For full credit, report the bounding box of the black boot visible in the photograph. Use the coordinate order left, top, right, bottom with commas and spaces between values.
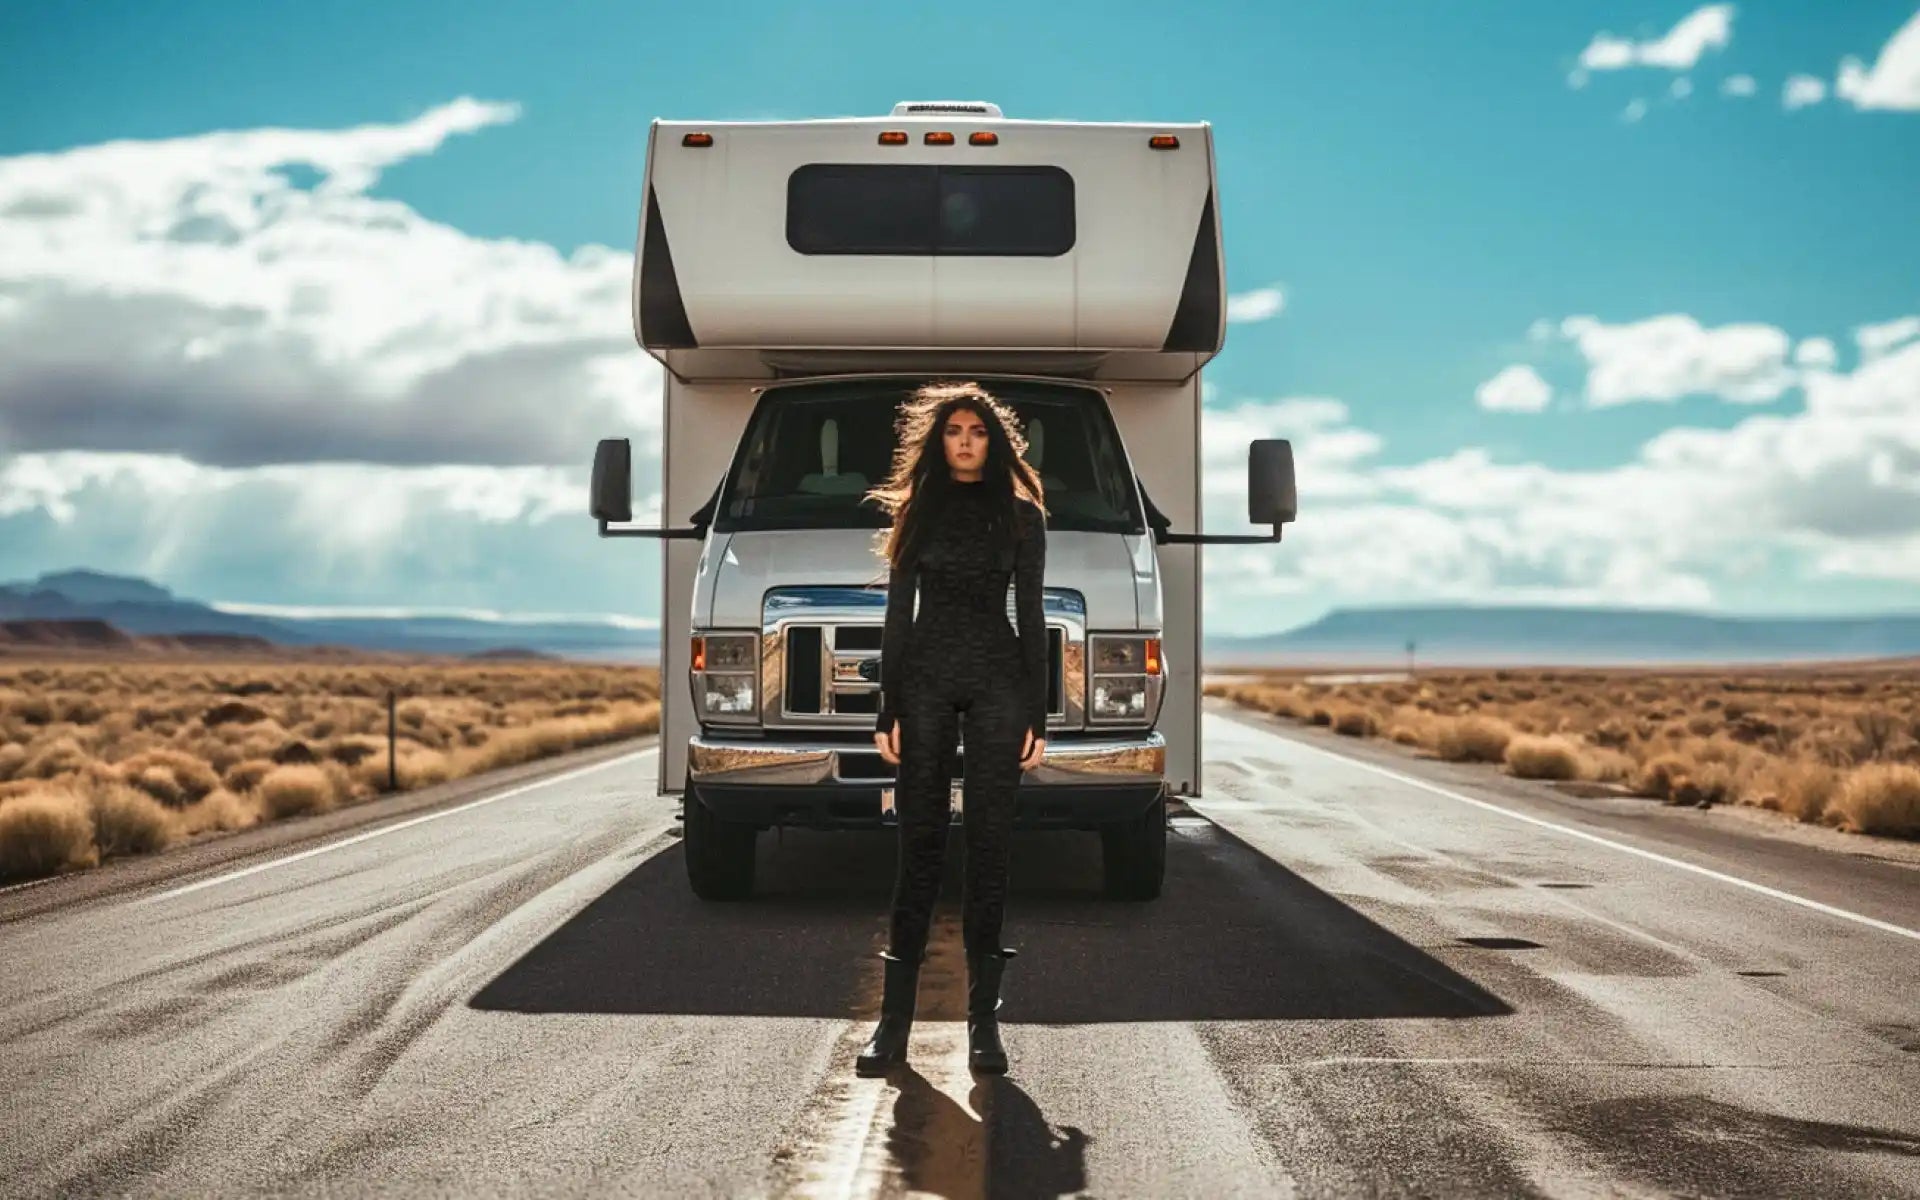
854, 949, 922, 1076
966, 946, 1017, 1074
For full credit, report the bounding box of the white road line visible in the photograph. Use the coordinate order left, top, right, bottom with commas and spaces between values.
134, 747, 657, 906
1219, 712, 1920, 944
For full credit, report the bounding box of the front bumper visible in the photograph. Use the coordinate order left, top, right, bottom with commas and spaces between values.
685, 729, 1166, 829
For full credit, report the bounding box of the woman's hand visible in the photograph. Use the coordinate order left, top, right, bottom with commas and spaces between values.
1019, 727, 1046, 771
874, 723, 900, 765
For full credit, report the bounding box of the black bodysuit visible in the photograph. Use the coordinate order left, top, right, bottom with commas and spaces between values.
873, 480, 1048, 962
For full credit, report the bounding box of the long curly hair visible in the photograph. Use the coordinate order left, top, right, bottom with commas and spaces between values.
866, 380, 1047, 574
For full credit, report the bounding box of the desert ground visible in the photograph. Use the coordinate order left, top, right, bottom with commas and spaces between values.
1208, 660, 1920, 839
0, 655, 662, 884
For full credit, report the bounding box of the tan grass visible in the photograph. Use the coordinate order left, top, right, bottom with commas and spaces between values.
1210, 661, 1920, 840
1434, 715, 1515, 763
256, 764, 337, 819
1828, 763, 1920, 836
1503, 735, 1584, 780
0, 791, 99, 880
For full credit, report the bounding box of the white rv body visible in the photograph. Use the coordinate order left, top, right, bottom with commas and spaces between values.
617, 101, 1245, 899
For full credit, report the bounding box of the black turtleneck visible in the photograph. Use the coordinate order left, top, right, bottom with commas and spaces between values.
874, 482, 1049, 742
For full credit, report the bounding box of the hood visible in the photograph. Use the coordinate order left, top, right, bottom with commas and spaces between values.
701, 527, 1154, 629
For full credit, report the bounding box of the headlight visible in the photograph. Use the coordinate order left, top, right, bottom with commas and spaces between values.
1091, 676, 1148, 719
1087, 633, 1163, 724
692, 632, 757, 722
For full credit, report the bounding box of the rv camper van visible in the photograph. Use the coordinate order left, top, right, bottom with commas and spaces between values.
589, 101, 1297, 901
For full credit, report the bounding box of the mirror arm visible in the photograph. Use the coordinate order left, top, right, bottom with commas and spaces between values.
1155, 528, 1285, 545
597, 520, 707, 540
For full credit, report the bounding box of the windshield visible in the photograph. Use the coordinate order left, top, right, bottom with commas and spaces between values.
713, 378, 1145, 535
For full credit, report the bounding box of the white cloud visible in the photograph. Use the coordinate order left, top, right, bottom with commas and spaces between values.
1579, 5, 1734, 73
1226, 286, 1286, 324
1671, 77, 1694, 99
1721, 74, 1757, 97
1783, 74, 1828, 109
1557, 314, 1795, 406
1623, 98, 1651, 123
1856, 315, 1920, 358
1793, 337, 1838, 370
1198, 332, 1920, 624
0, 101, 677, 615
1475, 365, 1553, 413
0, 97, 661, 469
1836, 8, 1920, 111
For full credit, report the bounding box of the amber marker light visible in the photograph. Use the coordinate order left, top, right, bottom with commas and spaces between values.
924, 131, 955, 145
969, 131, 998, 145
681, 132, 714, 148
1148, 134, 1180, 149
878, 130, 909, 145
1145, 638, 1162, 675
691, 636, 706, 671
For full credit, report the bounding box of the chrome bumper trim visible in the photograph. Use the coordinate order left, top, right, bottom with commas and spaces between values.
687, 730, 1165, 789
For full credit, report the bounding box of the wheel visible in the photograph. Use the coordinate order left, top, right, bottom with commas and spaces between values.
683, 790, 758, 900
1100, 786, 1167, 900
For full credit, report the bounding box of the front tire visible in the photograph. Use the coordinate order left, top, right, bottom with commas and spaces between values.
1100, 786, 1167, 900
684, 790, 758, 900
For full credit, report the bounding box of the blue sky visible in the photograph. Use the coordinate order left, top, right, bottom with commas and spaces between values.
2, 1, 1917, 634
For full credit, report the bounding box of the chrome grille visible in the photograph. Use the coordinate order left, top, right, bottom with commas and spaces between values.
762, 585, 1083, 728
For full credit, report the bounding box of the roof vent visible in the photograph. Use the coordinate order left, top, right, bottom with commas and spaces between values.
890, 100, 1004, 118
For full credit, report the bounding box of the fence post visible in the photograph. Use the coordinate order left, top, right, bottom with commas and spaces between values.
387, 689, 398, 791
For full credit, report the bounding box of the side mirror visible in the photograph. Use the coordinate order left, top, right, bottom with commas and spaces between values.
590, 438, 633, 523
1248, 439, 1297, 526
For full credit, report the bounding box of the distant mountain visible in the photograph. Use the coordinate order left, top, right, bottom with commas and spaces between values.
0, 570, 656, 660
1209, 605, 1920, 666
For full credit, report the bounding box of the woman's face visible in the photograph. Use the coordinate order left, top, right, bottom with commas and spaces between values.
942, 406, 990, 477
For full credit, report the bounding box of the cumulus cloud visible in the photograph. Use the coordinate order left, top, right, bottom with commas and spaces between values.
1198, 330, 1920, 620
1721, 74, 1757, 97
1836, 7, 1920, 111
1579, 5, 1734, 73
1856, 315, 1920, 358
1783, 74, 1829, 110
0, 100, 672, 613
1474, 365, 1553, 413
0, 97, 661, 470
1623, 98, 1651, 123
1671, 77, 1695, 100
1555, 314, 1795, 406
1793, 338, 1838, 370
1225, 286, 1286, 324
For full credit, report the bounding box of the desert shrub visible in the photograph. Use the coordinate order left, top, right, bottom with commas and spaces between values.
177, 788, 263, 836
78, 777, 177, 858
1829, 764, 1920, 836
1332, 707, 1379, 738
0, 791, 98, 880
222, 758, 277, 793
1633, 754, 1692, 802
1504, 736, 1583, 780
1434, 716, 1513, 763
20, 736, 92, 780
1766, 761, 1839, 823
115, 749, 220, 808
256, 765, 337, 819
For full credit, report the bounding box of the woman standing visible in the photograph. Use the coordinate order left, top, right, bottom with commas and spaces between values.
855, 381, 1049, 1076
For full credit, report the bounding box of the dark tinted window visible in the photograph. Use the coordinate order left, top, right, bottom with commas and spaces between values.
715, 379, 1143, 535
787, 165, 1075, 256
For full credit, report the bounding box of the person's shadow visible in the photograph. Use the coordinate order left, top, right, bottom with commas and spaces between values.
870, 1067, 1089, 1199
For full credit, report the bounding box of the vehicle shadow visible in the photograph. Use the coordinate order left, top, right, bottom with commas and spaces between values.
469, 817, 1510, 1021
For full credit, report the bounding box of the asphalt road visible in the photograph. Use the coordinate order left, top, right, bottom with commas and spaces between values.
2, 702, 1917, 1198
